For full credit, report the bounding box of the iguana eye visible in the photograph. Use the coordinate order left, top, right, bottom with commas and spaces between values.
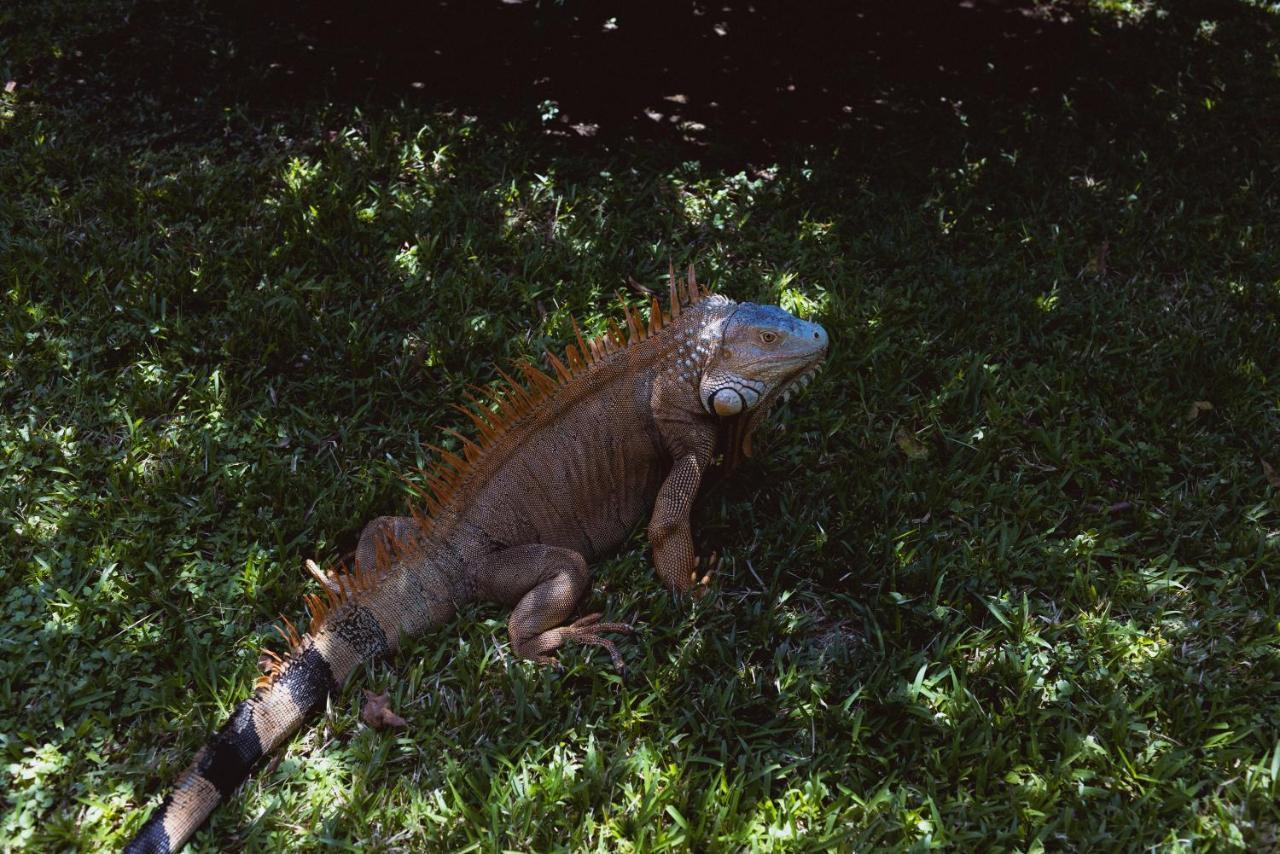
760, 331, 778, 344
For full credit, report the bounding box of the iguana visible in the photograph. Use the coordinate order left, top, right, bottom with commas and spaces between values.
125, 269, 829, 852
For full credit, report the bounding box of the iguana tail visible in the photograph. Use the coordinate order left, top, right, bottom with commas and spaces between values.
126, 535, 456, 853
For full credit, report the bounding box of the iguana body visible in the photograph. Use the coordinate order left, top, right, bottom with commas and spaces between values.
125, 271, 828, 852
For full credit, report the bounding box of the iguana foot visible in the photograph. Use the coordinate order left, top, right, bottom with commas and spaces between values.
517, 614, 633, 672
689, 552, 719, 600
561, 613, 634, 672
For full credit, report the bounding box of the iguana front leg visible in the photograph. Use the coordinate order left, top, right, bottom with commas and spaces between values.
647, 453, 710, 593
476, 544, 632, 669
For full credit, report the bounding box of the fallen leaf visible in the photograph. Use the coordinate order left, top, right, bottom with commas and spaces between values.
895, 426, 929, 460
1084, 240, 1110, 276
1263, 460, 1280, 489
361, 690, 407, 730
1186, 400, 1213, 421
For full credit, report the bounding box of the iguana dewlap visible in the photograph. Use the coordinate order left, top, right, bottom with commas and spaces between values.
125, 270, 828, 852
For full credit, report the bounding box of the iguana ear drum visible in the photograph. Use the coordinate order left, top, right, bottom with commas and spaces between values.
708, 387, 746, 416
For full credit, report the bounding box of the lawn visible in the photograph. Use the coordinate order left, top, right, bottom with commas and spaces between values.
3, 0, 1279, 850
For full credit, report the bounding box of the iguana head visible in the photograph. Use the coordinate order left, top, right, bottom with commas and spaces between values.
697, 301, 829, 418
670, 295, 829, 463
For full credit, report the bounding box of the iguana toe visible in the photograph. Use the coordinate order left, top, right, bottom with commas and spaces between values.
689, 552, 719, 600
564, 614, 633, 671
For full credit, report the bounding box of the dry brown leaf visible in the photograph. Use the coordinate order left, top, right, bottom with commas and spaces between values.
1263, 460, 1280, 489
1185, 400, 1213, 421
361, 690, 407, 730
1085, 240, 1110, 276
895, 426, 929, 460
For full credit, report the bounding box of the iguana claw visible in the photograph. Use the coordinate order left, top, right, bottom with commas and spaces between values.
689, 551, 719, 600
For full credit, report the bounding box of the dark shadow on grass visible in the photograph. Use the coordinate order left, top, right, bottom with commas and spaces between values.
21, 0, 1277, 166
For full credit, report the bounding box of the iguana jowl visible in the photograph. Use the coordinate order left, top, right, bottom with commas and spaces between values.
125, 270, 829, 852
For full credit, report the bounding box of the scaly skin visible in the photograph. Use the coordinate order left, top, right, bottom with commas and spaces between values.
124, 270, 829, 852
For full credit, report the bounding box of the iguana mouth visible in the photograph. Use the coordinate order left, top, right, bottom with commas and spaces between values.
777, 359, 823, 405
720, 358, 825, 467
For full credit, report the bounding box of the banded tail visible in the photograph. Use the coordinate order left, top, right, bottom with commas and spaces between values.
125, 639, 338, 853
126, 520, 456, 853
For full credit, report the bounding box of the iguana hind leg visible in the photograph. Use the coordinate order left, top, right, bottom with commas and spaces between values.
476, 544, 632, 670
302, 516, 427, 594
356, 515, 427, 571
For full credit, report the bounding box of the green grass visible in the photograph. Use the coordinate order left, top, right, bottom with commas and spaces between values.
3, 1, 1280, 850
